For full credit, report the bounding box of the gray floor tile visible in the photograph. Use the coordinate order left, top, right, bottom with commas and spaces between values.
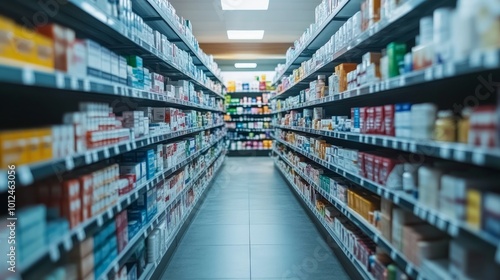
162, 245, 250, 279
179, 224, 250, 246
193, 209, 249, 225
251, 244, 349, 279
161, 158, 351, 280
249, 209, 313, 225
250, 224, 321, 245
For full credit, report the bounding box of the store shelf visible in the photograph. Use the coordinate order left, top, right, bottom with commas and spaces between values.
131, 0, 223, 84
0, 65, 224, 112
272, 48, 500, 102
271, 0, 478, 100
4, 0, 223, 98
273, 159, 375, 280
226, 128, 273, 132
226, 113, 273, 116
19, 137, 225, 274
272, 136, 500, 258
275, 150, 422, 279
0, 123, 224, 191
227, 138, 273, 141
98, 151, 225, 280
272, 0, 363, 85
227, 91, 271, 94
225, 120, 271, 122
226, 103, 270, 107
273, 125, 500, 169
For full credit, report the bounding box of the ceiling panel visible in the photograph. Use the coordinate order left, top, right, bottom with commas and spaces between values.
168, 0, 322, 74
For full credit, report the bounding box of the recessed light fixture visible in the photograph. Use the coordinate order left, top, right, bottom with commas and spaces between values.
221, 0, 269, 10
227, 30, 264, 40
235, 63, 257, 68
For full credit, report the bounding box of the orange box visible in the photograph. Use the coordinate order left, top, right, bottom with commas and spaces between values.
37, 23, 75, 72
335, 63, 357, 92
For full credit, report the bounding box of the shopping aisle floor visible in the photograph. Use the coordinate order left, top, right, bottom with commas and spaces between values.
160, 157, 351, 280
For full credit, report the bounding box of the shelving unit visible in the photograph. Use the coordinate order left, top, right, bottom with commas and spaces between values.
270, 0, 500, 279
225, 91, 273, 155
1, 1, 227, 280
273, 156, 376, 280
272, 0, 364, 85
274, 147, 422, 279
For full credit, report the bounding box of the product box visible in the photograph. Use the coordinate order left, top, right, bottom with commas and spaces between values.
84, 39, 101, 78
387, 42, 406, 77
351, 108, 360, 133
110, 51, 119, 83
69, 39, 87, 77
127, 55, 143, 68
100, 47, 112, 81
119, 56, 128, 85
36, 23, 74, 71
120, 163, 142, 180
391, 208, 422, 252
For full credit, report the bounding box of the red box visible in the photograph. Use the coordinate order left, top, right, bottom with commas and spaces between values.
380, 157, 398, 185
358, 152, 366, 178
374, 106, 385, 135
364, 153, 375, 181
61, 179, 81, 228
384, 105, 395, 136
119, 174, 136, 195
360, 107, 367, 134
366, 107, 375, 134
373, 156, 382, 183
115, 210, 129, 253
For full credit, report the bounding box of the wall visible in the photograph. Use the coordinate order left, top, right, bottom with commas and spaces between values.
222, 71, 276, 84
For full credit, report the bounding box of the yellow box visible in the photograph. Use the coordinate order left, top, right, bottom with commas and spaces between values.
0, 130, 25, 166
466, 189, 482, 229
0, 16, 17, 64
38, 128, 53, 161
13, 25, 37, 66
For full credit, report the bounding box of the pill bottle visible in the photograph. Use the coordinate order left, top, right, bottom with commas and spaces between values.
458, 107, 472, 143
434, 110, 456, 142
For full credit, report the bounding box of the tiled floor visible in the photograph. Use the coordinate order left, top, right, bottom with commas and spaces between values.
160, 157, 351, 280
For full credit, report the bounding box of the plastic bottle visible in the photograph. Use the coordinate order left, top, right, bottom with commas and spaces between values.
458, 108, 472, 143
316, 75, 326, 99
434, 110, 457, 142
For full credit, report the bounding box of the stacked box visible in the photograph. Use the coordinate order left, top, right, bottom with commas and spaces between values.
115, 210, 129, 253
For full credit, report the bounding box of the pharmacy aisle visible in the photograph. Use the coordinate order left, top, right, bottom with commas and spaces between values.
157, 157, 356, 280
0, 1, 226, 280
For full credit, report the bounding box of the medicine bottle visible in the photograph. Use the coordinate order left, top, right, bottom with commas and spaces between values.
458, 108, 472, 143
434, 110, 456, 142
316, 75, 326, 99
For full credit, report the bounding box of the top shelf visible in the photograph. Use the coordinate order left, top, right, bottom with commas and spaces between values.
271, 0, 458, 100
3, 0, 223, 97
132, 0, 224, 84
272, 0, 363, 86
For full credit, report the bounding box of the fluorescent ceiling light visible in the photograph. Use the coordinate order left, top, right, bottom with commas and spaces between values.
227, 30, 264, 40
235, 63, 257, 68
221, 0, 269, 10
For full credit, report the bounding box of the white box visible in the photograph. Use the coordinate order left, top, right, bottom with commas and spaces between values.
118, 56, 127, 85
111, 52, 119, 83
100, 47, 111, 80
85, 39, 101, 78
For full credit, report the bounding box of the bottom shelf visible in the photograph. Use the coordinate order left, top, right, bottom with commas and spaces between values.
273, 158, 375, 280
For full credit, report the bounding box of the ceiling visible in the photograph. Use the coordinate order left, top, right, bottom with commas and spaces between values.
169, 0, 323, 71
